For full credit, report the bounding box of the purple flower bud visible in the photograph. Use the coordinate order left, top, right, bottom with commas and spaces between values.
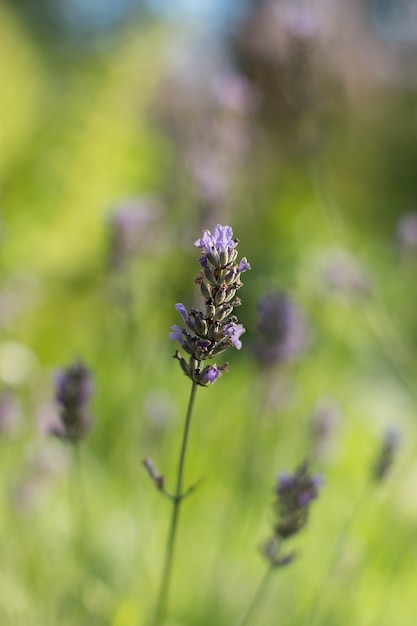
238, 257, 251, 273
175, 303, 189, 323
202, 365, 221, 384
253, 291, 308, 367
143, 457, 164, 490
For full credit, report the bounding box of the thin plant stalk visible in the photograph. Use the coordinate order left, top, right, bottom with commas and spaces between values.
303, 483, 371, 626
153, 376, 199, 625
239, 564, 274, 626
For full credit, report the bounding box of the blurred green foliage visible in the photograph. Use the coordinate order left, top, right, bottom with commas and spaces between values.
1, 2, 417, 625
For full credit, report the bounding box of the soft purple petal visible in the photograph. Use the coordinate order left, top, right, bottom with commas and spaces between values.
213, 224, 236, 251
169, 325, 185, 345
175, 303, 189, 322
238, 257, 251, 273
194, 230, 215, 253
224, 322, 245, 349
194, 224, 236, 254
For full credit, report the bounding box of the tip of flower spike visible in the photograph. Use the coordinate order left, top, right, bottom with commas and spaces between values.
194, 224, 237, 254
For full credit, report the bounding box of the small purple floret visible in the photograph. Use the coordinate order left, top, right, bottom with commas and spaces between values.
277, 471, 295, 490
203, 365, 221, 384
224, 322, 245, 349
239, 257, 251, 273
298, 490, 317, 507
175, 303, 189, 322
169, 325, 185, 346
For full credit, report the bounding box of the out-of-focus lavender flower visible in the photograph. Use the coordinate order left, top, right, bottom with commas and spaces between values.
0, 391, 21, 436
396, 211, 417, 257
319, 249, 370, 298
309, 398, 341, 461
211, 72, 261, 115
12, 443, 68, 514
274, 464, 322, 538
50, 361, 93, 443
232, 0, 319, 135
262, 462, 322, 568
372, 427, 401, 482
164, 65, 258, 218
253, 291, 308, 367
144, 389, 175, 430
170, 224, 250, 386
107, 197, 162, 270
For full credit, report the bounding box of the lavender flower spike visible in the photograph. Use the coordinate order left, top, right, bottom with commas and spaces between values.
171, 224, 250, 385
51, 360, 93, 443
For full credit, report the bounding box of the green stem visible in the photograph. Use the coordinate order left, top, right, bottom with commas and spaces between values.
153, 377, 199, 625
239, 564, 274, 626
303, 483, 371, 626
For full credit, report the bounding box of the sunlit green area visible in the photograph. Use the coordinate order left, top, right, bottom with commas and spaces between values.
1, 2, 417, 625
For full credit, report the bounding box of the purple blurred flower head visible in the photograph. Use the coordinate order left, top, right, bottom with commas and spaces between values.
277, 471, 296, 490
319, 249, 370, 298
274, 463, 322, 539
107, 197, 162, 270
0, 392, 21, 437
397, 211, 417, 256
51, 361, 93, 443
263, 462, 322, 568
253, 291, 308, 367
55, 364, 92, 410
373, 426, 401, 482
211, 72, 261, 115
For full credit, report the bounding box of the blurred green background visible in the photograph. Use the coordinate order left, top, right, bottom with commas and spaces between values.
1, 1, 417, 625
